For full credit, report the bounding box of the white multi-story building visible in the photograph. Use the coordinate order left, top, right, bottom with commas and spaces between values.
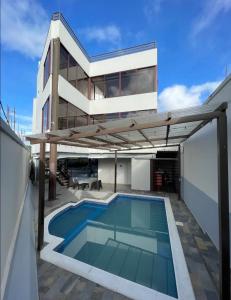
32, 13, 157, 148
32, 12, 159, 189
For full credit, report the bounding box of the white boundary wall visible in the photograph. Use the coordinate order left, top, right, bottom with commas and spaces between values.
181, 75, 231, 259
0, 121, 38, 299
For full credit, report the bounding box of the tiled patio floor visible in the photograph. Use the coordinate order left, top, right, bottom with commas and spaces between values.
35, 182, 219, 300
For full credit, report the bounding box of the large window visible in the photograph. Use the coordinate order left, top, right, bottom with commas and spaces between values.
59, 44, 156, 100
44, 47, 51, 89
121, 67, 154, 96
60, 45, 68, 80
59, 44, 89, 98
42, 98, 50, 132
58, 97, 92, 130
91, 67, 155, 99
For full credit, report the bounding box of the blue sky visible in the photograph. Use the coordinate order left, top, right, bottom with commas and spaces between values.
1, 0, 231, 134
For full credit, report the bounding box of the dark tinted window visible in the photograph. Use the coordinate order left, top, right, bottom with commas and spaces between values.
44, 47, 51, 88
58, 97, 90, 129
59, 44, 155, 99
60, 44, 68, 80
42, 98, 49, 132
105, 73, 119, 98
121, 67, 154, 96
59, 44, 89, 98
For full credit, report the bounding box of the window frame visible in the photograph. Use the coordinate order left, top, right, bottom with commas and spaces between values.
43, 46, 51, 89
42, 97, 50, 132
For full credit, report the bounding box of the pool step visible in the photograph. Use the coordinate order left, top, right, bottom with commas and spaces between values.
96, 239, 177, 297
75, 238, 177, 298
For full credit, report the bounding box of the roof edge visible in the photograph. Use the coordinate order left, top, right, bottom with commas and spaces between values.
52, 12, 156, 62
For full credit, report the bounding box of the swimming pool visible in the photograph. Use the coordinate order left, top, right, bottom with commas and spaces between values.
42, 193, 195, 300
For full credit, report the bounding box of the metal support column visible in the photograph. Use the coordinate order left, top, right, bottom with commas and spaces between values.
48, 143, 57, 201
37, 143, 45, 251
114, 150, 117, 193
217, 111, 230, 300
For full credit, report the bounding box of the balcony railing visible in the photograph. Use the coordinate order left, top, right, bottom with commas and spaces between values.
52, 12, 156, 62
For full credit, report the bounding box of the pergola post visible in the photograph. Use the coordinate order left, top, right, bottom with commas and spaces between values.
48, 143, 57, 201
37, 143, 45, 251
217, 110, 230, 300
114, 150, 117, 193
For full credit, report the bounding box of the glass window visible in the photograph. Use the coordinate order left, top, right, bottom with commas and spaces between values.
121, 67, 154, 96
44, 47, 51, 89
59, 43, 155, 99
59, 44, 90, 98
60, 44, 68, 80
92, 76, 105, 100
58, 117, 68, 130
76, 67, 88, 98
58, 97, 90, 129
42, 98, 49, 132
105, 73, 119, 98
68, 54, 77, 85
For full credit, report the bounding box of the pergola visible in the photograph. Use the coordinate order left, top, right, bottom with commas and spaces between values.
27, 102, 229, 299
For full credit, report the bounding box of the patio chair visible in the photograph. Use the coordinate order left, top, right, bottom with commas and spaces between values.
69, 178, 79, 189
90, 180, 102, 191
78, 182, 89, 190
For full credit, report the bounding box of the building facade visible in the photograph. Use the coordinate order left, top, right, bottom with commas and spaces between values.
32, 13, 158, 156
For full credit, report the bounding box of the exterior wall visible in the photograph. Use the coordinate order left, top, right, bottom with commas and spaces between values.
0, 120, 38, 299
58, 75, 90, 114
98, 158, 131, 185
4, 184, 38, 300
89, 48, 157, 76
181, 75, 231, 257
90, 92, 157, 115
131, 158, 150, 191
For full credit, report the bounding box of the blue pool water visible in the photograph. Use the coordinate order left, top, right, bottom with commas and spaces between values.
49, 195, 178, 298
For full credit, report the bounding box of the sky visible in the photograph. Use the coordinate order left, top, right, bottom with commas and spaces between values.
1, 0, 231, 134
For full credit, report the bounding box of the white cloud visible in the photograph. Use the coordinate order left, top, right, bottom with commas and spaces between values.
79, 25, 121, 46
1, 0, 49, 58
158, 81, 221, 112
10, 112, 32, 122
8, 112, 32, 134
144, 0, 164, 21
192, 0, 231, 37
16, 123, 32, 135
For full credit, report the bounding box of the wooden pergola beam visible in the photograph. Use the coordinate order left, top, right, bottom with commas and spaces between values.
53, 140, 114, 151
138, 129, 155, 146
97, 124, 141, 147
166, 125, 170, 146
115, 143, 180, 152
29, 110, 221, 144
84, 135, 128, 149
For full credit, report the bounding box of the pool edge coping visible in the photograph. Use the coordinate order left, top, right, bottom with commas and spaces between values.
40, 193, 195, 300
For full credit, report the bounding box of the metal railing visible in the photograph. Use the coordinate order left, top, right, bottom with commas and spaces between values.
52, 12, 156, 62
